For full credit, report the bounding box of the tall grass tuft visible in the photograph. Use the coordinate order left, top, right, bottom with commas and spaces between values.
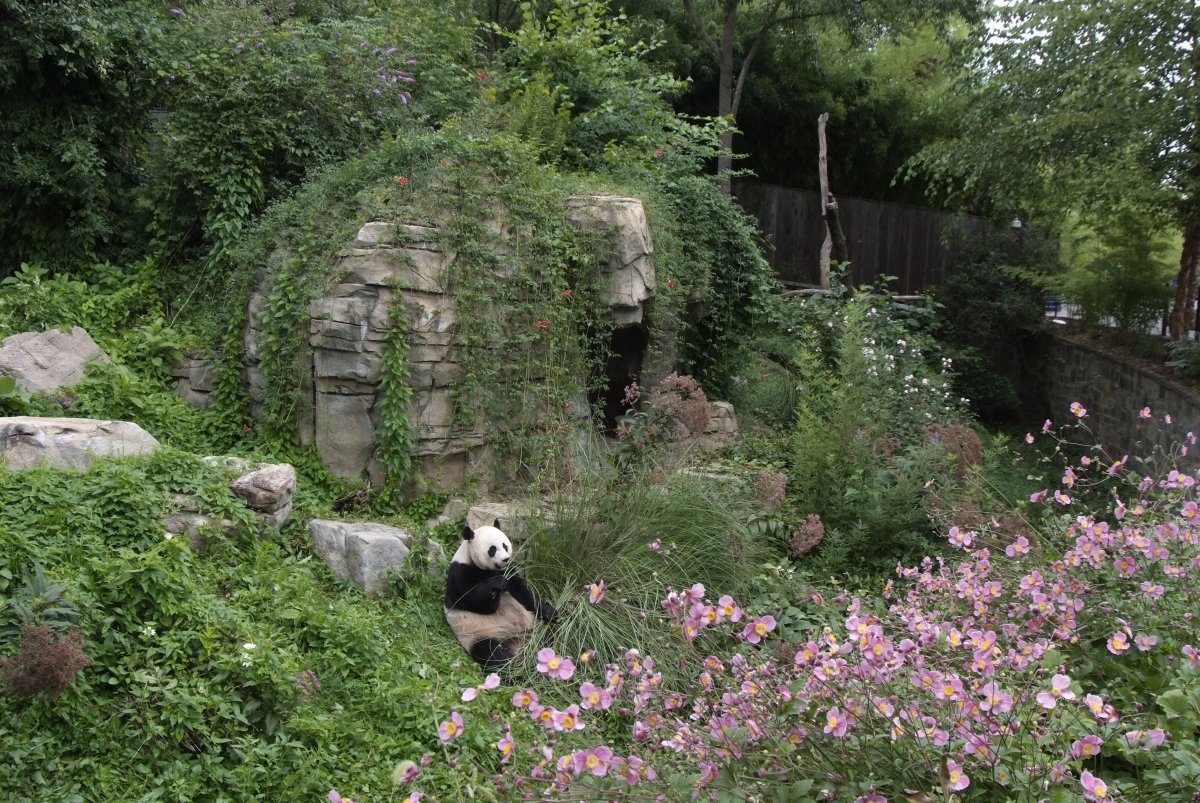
513, 466, 767, 681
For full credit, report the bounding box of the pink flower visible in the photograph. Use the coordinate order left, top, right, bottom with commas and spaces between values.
1107, 631, 1130, 655
855, 793, 886, 803
823, 706, 849, 737
437, 709, 464, 741
1054, 489, 1072, 505
717, 594, 743, 622
1080, 769, 1109, 800
948, 526, 973, 548
460, 687, 477, 701
1030, 489, 1048, 503
573, 745, 613, 776
1042, 418, 1053, 433
1072, 734, 1103, 759
1036, 673, 1075, 709
552, 704, 585, 732
587, 580, 605, 604
579, 681, 613, 710
511, 688, 537, 708
536, 647, 575, 680
1070, 401, 1087, 418
497, 733, 515, 764
1025, 432, 1035, 444
742, 614, 776, 644
1135, 634, 1157, 652
1183, 644, 1200, 667
979, 682, 1013, 714
649, 538, 662, 551
1140, 406, 1152, 419
945, 760, 970, 791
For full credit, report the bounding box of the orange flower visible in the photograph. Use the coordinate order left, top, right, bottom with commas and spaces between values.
535, 318, 551, 331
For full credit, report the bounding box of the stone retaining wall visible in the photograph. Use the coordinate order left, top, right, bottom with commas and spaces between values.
1045, 333, 1200, 468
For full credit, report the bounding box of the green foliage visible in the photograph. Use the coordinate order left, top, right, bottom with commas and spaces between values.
933, 227, 1052, 423
0, 564, 82, 641
0, 261, 162, 342
907, 0, 1198, 228
143, 3, 421, 274
490, 0, 693, 171
0, 1, 162, 270
1057, 213, 1176, 342
730, 289, 972, 571
375, 307, 416, 497
0, 451, 497, 801
650, 175, 779, 395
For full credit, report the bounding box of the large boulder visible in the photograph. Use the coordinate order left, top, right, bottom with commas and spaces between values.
310, 519, 445, 596
230, 463, 297, 531
0, 416, 159, 471
565, 196, 656, 325
0, 327, 110, 394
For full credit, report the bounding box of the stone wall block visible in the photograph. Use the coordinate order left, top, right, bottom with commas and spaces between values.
315, 392, 377, 479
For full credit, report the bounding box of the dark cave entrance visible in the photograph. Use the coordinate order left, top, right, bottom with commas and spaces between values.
591, 324, 649, 434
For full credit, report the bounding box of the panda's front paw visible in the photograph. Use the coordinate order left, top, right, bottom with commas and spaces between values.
538, 602, 560, 623
484, 575, 509, 595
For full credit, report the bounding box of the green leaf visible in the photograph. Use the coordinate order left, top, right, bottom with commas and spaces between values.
1158, 689, 1189, 718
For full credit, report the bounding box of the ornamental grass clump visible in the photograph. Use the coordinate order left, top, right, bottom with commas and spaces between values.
412, 403, 1200, 802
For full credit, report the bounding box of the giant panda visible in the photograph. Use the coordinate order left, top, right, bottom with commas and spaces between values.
444, 521, 557, 672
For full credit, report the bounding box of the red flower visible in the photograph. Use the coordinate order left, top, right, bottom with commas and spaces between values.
535, 318, 551, 331
478, 70, 488, 81
395, 176, 409, 186
562, 289, 572, 298
654, 147, 664, 158
666, 278, 674, 288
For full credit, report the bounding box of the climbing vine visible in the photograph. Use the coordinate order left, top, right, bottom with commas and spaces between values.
375, 305, 416, 496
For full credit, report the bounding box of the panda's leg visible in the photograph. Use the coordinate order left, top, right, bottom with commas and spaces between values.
469, 638, 516, 673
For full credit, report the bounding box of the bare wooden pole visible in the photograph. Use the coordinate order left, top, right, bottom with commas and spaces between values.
818, 112, 831, 290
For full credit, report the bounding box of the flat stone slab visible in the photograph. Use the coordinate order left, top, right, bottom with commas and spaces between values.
0, 416, 159, 471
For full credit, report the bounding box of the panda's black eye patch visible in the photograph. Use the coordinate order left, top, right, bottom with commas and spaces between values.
488, 546, 497, 557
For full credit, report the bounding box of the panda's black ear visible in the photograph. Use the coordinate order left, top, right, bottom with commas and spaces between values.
462, 524, 475, 541
493, 518, 502, 529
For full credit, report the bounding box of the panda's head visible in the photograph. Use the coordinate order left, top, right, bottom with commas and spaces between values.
462, 520, 513, 571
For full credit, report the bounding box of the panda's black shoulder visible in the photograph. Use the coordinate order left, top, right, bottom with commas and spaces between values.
445, 558, 496, 611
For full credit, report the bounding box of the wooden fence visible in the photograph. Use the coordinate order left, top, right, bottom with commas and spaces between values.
733, 181, 992, 295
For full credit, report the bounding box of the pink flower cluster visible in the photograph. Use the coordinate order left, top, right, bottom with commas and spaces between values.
419, 406, 1200, 801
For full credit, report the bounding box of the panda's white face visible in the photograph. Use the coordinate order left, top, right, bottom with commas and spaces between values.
469, 525, 513, 571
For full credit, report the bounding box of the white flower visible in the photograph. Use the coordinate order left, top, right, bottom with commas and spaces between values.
141, 626, 156, 637
243, 642, 257, 651
163, 532, 174, 541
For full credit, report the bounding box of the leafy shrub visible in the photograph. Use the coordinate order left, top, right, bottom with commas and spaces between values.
732, 290, 971, 571
934, 227, 1051, 423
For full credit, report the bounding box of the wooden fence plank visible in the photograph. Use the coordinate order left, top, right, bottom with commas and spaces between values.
733, 180, 991, 294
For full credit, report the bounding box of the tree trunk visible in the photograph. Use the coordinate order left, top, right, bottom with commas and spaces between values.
1169, 216, 1200, 341
818, 112, 831, 289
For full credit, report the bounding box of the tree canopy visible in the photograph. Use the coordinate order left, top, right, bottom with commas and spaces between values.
908, 0, 1199, 337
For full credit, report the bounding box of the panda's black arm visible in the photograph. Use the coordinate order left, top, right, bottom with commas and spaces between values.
507, 574, 558, 623
445, 565, 507, 614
